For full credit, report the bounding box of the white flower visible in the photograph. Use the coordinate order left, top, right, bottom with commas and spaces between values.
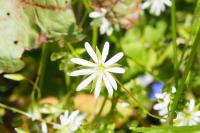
89, 8, 113, 36
70, 42, 125, 98
41, 122, 48, 133
136, 74, 153, 88
153, 92, 170, 116
174, 100, 200, 126
141, 0, 171, 16
53, 110, 86, 133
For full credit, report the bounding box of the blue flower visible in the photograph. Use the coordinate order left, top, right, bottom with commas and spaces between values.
149, 82, 164, 99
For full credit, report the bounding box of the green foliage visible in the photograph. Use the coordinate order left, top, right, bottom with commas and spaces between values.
0, 0, 81, 73
131, 126, 200, 133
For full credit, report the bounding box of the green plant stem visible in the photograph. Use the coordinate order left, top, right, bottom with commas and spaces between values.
108, 92, 120, 116
92, 26, 98, 50
0, 103, 29, 116
0, 103, 55, 126
168, 28, 200, 124
115, 78, 165, 120
33, 44, 49, 99
171, 0, 178, 88
94, 94, 108, 120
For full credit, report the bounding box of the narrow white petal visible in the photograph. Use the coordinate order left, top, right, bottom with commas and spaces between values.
41, 122, 48, 133
103, 74, 113, 97
141, 1, 151, 9
67, 110, 79, 124
164, 0, 171, 6
100, 18, 110, 35
194, 111, 200, 117
153, 103, 166, 110
105, 72, 117, 90
159, 108, 168, 116
106, 67, 125, 74
104, 52, 124, 66
70, 69, 95, 76
85, 42, 98, 63
94, 74, 103, 98
89, 12, 104, 18
102, 41, 109, 63
77, 73, 97, 91
71, 58, 96, 67
188, 99, 195, 111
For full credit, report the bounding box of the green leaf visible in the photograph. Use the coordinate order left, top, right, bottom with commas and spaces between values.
3, 73, 25, 81
0, 0, 81, 73
15, 128, 29, 133
131, 126, 200, 133
51, 52, 67, 61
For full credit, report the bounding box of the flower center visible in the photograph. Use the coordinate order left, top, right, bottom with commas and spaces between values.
98, 64, 105, 72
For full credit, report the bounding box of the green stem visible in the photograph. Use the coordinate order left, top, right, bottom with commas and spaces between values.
92, 26, 98, 50
108, 92, 120, 116
0, 103, 55, 126
171, 0, 178, 88
94, 95, 108, 120
33, 44, 49, 99
168, 28, 200, 124
115, 78, 165, 120
0, 103, 29, 116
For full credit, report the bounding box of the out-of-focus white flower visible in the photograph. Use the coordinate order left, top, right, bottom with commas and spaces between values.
174, 100, 200, 126
89, 8, 113, 36
141, 0, 171, 16
153, 86, 176, 118
171, 86, 176, 93
41, 122, 48, 133
53, 110, 86, 133
136, 74, 153, 88
28, 107, 41, 121
153, 92, 170, 116
70, 42, 125, 98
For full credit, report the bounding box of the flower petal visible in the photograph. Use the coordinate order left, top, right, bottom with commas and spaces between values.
71, 58, 96, 67
85, 42, 98, 63
70, 69, 95, 76
67, 110, 79, 124
94, 74, 103, 98
104, 52, 124, 66
77, 73, 97, 91
102, 41, 109, 63
89, 11, 104, 18
105, 72, 117, 90
141, 1, 151, 9
106, 67, 125, 74
164, 0, 171, 6
103, 74, 113, 97
100, 18, 110, 35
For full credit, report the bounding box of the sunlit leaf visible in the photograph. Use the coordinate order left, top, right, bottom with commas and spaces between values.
3, 73, 25, 81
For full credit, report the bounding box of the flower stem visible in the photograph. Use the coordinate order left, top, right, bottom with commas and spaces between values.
171, 0, 178, 88
92, 26, 98, 50
115, 78, 165, 120
168, 27, 200, 124
94, 94, 108, 120
33, 44, 49, 99
0, 103, 29, 116
0, 102, 55, 126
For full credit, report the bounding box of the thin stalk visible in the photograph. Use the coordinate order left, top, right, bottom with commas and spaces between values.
171, 0, 178, 88
92, 26, 98, 50
94, 94, 108, 120
33, 44, 49, 99
108, 92, 120, 116
0, 103, 55, 126
115, 78, 165, 120
0, 103, 29, 116
168, 28, 200, 124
